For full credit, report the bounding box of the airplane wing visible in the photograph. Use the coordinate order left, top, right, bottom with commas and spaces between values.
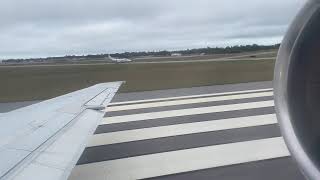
0, 81, 123, 180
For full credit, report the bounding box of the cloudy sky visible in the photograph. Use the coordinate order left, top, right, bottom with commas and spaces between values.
0, 0, 306, 59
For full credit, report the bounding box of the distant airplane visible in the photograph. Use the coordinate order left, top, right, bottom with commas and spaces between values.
108, 54, 132, 63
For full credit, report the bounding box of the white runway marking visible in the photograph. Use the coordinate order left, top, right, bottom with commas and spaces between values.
89, 114, 277, 147
69, 137, 289, 180
110, 88, 273, 106
107, 91, 273, 111
102, 100, 274, 125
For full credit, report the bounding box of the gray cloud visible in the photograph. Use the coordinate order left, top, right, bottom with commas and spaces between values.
0, 0, 306, 59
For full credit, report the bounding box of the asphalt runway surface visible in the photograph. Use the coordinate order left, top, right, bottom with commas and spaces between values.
0, 81, 304, 179
0, 100, 39, 113
69, 81, 304, 180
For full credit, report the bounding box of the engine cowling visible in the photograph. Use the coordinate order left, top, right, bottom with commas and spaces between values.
274, 0, 320, 179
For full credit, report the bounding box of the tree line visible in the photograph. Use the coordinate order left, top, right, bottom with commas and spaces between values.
2, 43, 280, 63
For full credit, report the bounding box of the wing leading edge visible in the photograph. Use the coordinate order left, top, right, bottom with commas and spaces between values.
0, 81, 123, 180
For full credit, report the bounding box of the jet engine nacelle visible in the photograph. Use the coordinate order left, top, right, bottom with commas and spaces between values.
274, 0, 320, 179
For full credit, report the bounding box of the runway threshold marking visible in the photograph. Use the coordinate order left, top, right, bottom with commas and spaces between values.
107, 91, 273, 112
109, 88, 273, 106
102, 100, 274, 124
69, 137, 289, 180
89, 114, 277, 147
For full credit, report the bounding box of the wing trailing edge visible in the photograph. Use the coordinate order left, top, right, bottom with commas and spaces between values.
0, 81, 123, 180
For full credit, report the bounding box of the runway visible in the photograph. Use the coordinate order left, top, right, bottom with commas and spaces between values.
0, 57, 274, 68
0, 52, 275, 68
68, 81, 305, 180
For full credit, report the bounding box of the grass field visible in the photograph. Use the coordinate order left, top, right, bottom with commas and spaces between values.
0, 59, 275, 102
134, 50, 277, 62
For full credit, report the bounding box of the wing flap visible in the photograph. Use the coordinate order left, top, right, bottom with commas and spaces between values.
12, 109, 103, 180
0, 81, 123, 180
85, 88, 112, 107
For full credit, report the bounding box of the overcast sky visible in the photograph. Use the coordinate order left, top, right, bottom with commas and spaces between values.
0, 0, 306, 59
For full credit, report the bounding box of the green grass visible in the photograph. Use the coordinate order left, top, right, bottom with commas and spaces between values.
0, 59, 275, 102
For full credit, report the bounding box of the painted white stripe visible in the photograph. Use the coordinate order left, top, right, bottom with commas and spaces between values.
110, 88, 273, 106
89, 114, 277, 147
107, 91, 273, 112
102, 100, 274, 125
69, 137, 289, 180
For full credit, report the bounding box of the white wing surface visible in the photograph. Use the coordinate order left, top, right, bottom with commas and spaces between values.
0, 82, 123, 180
